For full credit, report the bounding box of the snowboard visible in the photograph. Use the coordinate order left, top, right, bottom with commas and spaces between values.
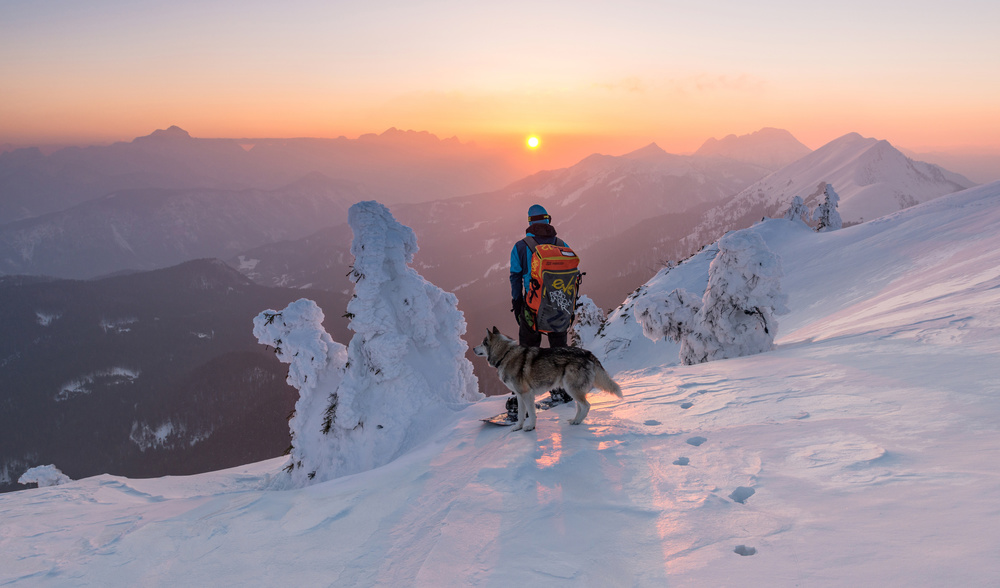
481, 392, 573, 426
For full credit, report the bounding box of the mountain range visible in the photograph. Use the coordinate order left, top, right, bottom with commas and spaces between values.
235, 129, 972, 336
0, 126, 519, 225
0, 260, 351, 493
0, 126, 978, 480
0, 173, 362, 279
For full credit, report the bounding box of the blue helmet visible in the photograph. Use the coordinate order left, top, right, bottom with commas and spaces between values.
527, 204, 550, 224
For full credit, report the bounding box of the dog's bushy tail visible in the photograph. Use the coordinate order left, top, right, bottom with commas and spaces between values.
594, 362, 623, 398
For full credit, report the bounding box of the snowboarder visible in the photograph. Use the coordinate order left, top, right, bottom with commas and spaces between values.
507, 204, 574, 418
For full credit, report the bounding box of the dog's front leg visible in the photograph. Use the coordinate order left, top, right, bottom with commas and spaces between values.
512, 391, 527, 431
523, 390, 536, 431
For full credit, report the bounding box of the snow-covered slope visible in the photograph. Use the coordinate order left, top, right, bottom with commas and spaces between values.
680, 133, 974, 255
2, 182, 1000, 586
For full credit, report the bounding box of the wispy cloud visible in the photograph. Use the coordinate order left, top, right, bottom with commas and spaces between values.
592, 77, 647, 94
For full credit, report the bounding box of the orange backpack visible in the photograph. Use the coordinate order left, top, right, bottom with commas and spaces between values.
523, 237, 582, 333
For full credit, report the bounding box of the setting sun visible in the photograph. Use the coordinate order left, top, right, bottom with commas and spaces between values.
526, 136, 540, 149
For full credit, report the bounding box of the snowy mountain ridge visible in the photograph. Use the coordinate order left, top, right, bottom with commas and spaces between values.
498, 142, 771, 246
724, 132, 970, 223
678, 132, 974, 257
3, 181, 999, 585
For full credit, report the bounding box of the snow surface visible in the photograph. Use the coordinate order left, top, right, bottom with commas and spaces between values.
3, 182, 1000, 586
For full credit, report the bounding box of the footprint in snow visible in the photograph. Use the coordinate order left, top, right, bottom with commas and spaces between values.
729, 486, 755, 504
686, 436, 707, 446
734, 545, 757, 556
673, 457, 689, 466
680, 402, 694, 409
643, 420, 661, 426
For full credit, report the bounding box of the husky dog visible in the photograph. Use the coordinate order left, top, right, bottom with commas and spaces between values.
473, 327, 623, 431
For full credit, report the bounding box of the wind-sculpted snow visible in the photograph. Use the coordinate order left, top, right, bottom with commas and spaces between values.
254, 202, 480, 486
3, 183, 1000, 586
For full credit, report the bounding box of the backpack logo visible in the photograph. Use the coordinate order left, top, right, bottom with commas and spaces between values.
523, 237, 581, 333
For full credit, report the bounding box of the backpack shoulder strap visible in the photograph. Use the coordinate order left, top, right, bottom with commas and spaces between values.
522, 236, 539, 254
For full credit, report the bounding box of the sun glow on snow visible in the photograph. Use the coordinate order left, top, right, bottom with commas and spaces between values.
526, 136, 540, 149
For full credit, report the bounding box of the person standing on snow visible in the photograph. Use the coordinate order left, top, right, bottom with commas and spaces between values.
507, 204, 572, 416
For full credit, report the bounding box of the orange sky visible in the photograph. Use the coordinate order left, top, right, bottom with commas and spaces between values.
2, 0, 999, 167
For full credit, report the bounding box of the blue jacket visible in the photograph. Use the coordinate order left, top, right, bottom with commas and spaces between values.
509, 223, 566, 301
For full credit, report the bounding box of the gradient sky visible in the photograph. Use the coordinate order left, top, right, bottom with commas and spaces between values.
2, 0, 998, 164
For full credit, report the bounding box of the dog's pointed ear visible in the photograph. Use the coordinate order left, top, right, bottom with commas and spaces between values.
491, 326, 499, 334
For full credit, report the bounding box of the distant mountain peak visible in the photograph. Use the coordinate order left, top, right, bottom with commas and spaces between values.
695, 127, 811, 170
379, 127, 432, 138
137, 126, 193, 142
693, 132, 974, 233
622, 142, 670, 160
824, 132, 872, 150
356, 128, 445, 145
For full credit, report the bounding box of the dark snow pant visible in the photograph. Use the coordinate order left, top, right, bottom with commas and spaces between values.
517, 316, 567, 348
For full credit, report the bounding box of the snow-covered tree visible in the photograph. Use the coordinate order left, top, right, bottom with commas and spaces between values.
570, 295, 606, 349
812, 183, 842, 232
19, 465, 71, 488
253, 299, 348, 486
634, 229, 789, 365
634, 288, 702, 348
783, 195, 810, 225
255, 201, 480, 486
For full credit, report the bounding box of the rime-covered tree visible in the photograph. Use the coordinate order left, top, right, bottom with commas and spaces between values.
634, 288, 702, 353
570, 295, 606, 349
253, 299, 348, 486
18, 465, 71, 487
255, 201, 480, 486
783, 195, 810, 225
634, 229, 789, 365
812, 183, 843, 232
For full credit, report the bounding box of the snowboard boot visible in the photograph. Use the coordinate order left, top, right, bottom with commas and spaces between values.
549, 389, 571, 404
505, 395, 518, 420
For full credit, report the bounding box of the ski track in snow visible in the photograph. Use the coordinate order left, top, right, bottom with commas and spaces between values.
3, 183, 1000, 586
